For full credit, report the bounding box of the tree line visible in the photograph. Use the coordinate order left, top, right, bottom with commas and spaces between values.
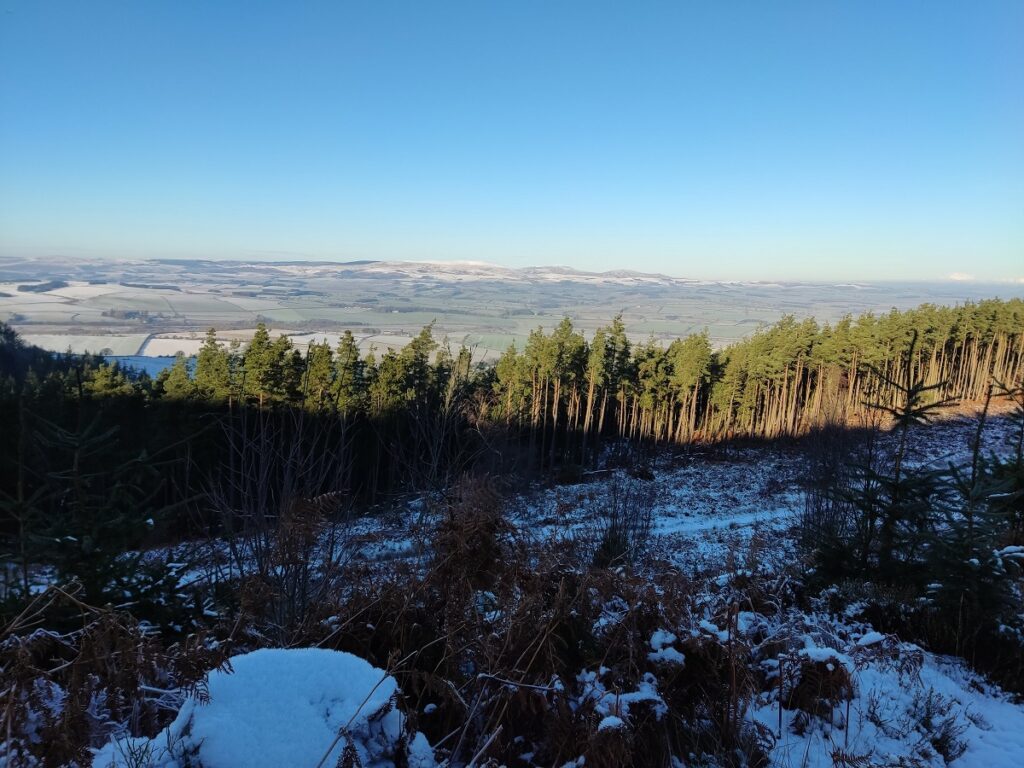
142, 297, 1021, 448
492, 299, 1022, 447
3, 298, 1022, 453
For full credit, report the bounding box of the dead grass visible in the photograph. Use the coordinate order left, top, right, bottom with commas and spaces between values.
1, 473, 992, 767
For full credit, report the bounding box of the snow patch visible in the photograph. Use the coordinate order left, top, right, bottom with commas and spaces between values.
598, 715, 626, 731
94, 648, 434, 768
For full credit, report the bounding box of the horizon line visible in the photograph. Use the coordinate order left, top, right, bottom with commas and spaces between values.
1, 253, 1023, 287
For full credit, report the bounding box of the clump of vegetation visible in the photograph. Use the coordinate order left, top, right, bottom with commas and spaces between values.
16, 280, 69, 294
590, 476, 655, 569
1, 584, 229, 767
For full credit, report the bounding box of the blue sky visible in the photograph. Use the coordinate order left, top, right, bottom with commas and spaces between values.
1, 1, 1021, 281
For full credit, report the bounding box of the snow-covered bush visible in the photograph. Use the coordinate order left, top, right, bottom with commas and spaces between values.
93, 648, 435, 768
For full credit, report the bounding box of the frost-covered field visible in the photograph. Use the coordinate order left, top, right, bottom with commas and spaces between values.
139, 336, 206, 356
19, 332, 149, 355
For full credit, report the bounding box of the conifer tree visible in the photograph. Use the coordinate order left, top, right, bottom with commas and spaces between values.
157, 353, 196, 400
30, 414, 181, 618
332, 331, 365, 414
370, 349, 404, 414
583, 328, 607, 437
866, 331, 956, 576
242, 322, 274, 406
400, 323, 438, 405
669, 331, 712, 441
84, 363, 136, 398
194, 328, 231, 401
494, 343, 524, 423
604, 314, 632, 436
925, 388, 1019, 654
273, 340, 303, 403
304, 340, 335, 410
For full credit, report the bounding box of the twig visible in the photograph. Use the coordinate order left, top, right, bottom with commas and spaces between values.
466, 724, 502, 768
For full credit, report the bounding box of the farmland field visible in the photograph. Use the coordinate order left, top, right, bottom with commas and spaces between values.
2, 256, 1022, 357
20, 333, 149, 355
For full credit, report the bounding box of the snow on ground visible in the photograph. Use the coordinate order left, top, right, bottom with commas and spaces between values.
94, 648, 435, 768
507, 408, 1019, 571
130, 409, 1024, 768
903, 404, 1019, 470
568, 607, 1024, 768
747, 628, 1024, 768
161, 410, 1021, 594
512, 442, 801, 568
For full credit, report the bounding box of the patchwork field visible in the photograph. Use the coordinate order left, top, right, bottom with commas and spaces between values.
2, 256, 1021, 358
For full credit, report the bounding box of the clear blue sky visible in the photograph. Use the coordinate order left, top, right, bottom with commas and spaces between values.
1, 1, 1021, 281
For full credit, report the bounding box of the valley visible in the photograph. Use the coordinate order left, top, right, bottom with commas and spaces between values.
4, 256, 1020, 360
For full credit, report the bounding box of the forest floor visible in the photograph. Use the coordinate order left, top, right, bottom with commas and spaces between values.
100, 405, 1024, 768
278, 400, 1018, 575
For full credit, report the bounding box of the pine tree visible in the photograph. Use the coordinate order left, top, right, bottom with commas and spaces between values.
194, 328, 231, 401
273, 341, 303, 403
400, 324, 438, 405
866, 331, 956, 577
913, 383, 1024, 665
30, 414, 183, 621
332, 331, 365, 414
604, 314, 632, 437
242, 322, 274, 407
84, 363, 136, 398
583, 327, 607, 437
304, 340, 335, 410
370, 349, 404, 414
157, 353, 196, 400
494, 343, 525, 423
669, 331, 712, 441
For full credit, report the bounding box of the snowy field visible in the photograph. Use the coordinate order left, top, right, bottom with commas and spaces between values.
140, 336, 206, 356
20, 332, 149, 355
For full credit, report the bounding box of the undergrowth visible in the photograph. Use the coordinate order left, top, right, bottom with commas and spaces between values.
2, 474, 996, 767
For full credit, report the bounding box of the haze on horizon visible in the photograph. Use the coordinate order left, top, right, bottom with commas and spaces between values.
1, 1, 1022, 283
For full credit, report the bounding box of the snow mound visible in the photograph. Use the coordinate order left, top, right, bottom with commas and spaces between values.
94, 648, 435, 768
648, 629, 685, 664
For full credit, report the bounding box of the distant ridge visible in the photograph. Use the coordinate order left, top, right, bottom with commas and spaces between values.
262, 259, 381, 267
2, 255, 1022, 292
